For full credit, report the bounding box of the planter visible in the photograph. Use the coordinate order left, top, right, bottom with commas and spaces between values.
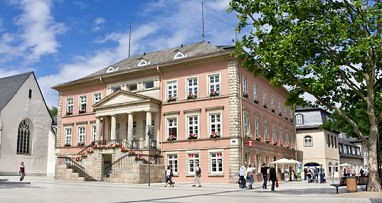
64, 143, 71, 147
187, 94, 197, 100
210, 91, 220, 97
243, 94, 249, 98
254, 100, 259, 104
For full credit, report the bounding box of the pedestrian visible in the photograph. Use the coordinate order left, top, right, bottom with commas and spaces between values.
261, 163, 269, 189
269, 164, 277, 191
19, 162, 25, 181
239, 164, 247, 189
303, 168, 307, 180
313, 167, 319, 182
247, 164, 254, 189
192, 164, 201, 187
165, 165, 174, 187
346, 167, 351, 177
360, 168, 364, 176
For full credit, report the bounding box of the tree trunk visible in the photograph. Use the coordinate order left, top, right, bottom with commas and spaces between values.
367, 129, 381, 192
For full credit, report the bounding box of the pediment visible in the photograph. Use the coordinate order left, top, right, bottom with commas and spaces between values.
93, 90, 158, 109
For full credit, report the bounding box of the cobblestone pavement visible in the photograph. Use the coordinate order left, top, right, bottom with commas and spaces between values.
0, 176, 381, 203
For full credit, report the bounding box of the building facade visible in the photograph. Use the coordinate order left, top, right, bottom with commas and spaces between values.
0, 72, 55, 176
338, 134, 365, 176
295, 107, 340, 178
53, 42, 296, 183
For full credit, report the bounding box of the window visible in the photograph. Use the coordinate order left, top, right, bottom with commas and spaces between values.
188, 153, 200, 173
91, 125, 96, 141
270, 95, 275, 110
242, 76, 248, 96
253, 83, 258, 101
78, 126, 86, 144
128, 84, 137, 91
327, 134, 330, 147
262, 90, 267, 107
334, 137, 337, 148
295, 114, 303, 124
144, 81, 154, 89
186, 77, 198, 98
166, 80, 177, 101
304, 136, 313, 147
272, 125, 276, 141
284, 107, 287, 118
111, 86, 121, 93
29, 89, 32, 99
168, 154, 178, 173
66, 98, 73, 115
65, 128, 72, 145
244, 111, 250, 136
106, 66, 119, 73
278, 100, 281, 114
116, 123, 120, 140
187, 115, 199, 138
79, 96, 87, 113
279, 127, 283, 144
138, 59, 150, 67
331, 135, 334, 148
167, 117, 178, 140
174, 51, 186, 59
94, 93, 102, 104
17, 120, 31, 154
285, 131, 289, 145
209, 74, 220, 96
211, 152, 223, 173
264, 120, 269, 138
255, 117, 260, 136
209, 113, 221, 136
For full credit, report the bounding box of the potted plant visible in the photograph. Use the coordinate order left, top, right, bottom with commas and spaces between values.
243, 93, 249, 98
255, 136, 262, 141
273, 141, 278, 145
64, 143, 71, 147
187, 94, 197, 100
188, 134, 198, 139
167, 135, 177, 141
254, 99, 259, 104
77, 142, 85, 146
167, 96, 177, 102
210, 91, 220, 97
210, 132, 220, 138
265, 138, 271, 143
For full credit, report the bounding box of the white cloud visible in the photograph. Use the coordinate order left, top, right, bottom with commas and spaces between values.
92, 17, 106, 32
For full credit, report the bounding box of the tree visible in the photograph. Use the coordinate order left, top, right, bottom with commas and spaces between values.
49, 106, 58, 117
229, 0, 382, 191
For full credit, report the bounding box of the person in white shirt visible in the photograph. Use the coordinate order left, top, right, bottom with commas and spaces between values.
247, 164, 254, 189
239, 164, 247, 188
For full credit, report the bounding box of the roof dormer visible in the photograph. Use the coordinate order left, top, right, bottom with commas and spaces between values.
173, 51, 187, 60
106, 66, 119, 73
138, 59, 150, 67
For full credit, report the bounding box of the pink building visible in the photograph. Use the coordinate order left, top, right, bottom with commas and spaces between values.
53, 42, 296, 183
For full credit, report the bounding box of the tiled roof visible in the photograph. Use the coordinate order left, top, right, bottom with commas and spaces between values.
0, 72, 32, 111
85, 41, 231, 78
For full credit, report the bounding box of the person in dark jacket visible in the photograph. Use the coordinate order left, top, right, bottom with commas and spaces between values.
269, 164, 277, 191
261, 163, 269, 189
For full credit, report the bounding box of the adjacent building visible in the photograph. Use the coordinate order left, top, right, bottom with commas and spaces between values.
338, 134, 365, 176
295, 107, 340, 178
0, 72, 55, 176
53, 42, 297, 183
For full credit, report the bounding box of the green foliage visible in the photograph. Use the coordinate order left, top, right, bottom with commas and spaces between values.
49, 106, 58, 117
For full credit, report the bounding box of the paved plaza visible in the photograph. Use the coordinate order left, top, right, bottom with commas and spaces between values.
0, 176, 381, 203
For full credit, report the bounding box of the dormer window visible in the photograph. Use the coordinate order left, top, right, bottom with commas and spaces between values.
138, 59, 150, 67
173, 51, 187, 59
106, 66, 119, 73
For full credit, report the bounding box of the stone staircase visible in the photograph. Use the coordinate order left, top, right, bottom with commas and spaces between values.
55, 165, 86, 181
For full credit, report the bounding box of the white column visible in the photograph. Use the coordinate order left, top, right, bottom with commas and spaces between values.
127, 113, 134, 147
111, 115, 116, 140
96, 117, 101, 142
145, 111, 152, 147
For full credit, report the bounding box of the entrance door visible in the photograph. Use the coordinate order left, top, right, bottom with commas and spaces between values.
103, 154, 112, 177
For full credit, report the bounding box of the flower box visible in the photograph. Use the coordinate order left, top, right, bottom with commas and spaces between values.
66, 111, 73, 116
254, 99, 259, 104
121, 146, 128, 152
290, 119, 294, 123
271, 109, 275, 113
273, 141, 278, 145
210, 132, 220, 138
278, 113, 282, 116
243, 93, 249, 98
64, 143, 71, 147
187, 94, 197, 100
167, 96, 177, 102
86, 148, 94, 153
210, 91, 220, 97
255, 136, 262, 141
75, 157, 82, 161
265, 138, 271, 143
188, 134, 198, 139
284, 117, 288, 120
77, 142, 85, 146
167, 135, 177, 141
263, 105, 267, 109
79, 110, 86, 114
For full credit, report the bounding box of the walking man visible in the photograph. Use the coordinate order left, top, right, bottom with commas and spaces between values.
261, 163, 269, 189
19, 162, 25, 181
239, 164, 247, 188
192, 164, 202, 187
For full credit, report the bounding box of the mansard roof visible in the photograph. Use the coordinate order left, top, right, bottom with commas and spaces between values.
0, 72, 33, 111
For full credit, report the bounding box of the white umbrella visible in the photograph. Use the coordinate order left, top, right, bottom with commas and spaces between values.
339, 163, 352, 167
272, 158, 292, 164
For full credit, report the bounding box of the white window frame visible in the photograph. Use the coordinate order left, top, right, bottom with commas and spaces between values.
296, 114, 304, 125
208, 74, 220, 96
304, 136, 313, 147
272, 124, 277, 141
144, 81, 154, 89
244, 111, 250, 136
262, 89, 267, 107
210, 152, 223, 173
264, 120, 269, 139
242, 76, 248, 95
187, 114, 199, 138
138, 59, 150, 67
209, 111, 222, 137
187, 153, 200, 174
174, 51, 187, 59
168, 154, 178, 174
93, 93, 102, 104
66, 98, 73, 114
79, 96, 87, 112
255, 117, 260, 136
166, 116, 178, 140
166, 80, 178, 101
279, 127, 283, 144
271, 95, 275, 110
77, 126, 86, 144
253, 83, 258, 101
65, 127, 72, 145
186, 77, 198, 97
91, 125, 96, 141
278, 99, 281, 114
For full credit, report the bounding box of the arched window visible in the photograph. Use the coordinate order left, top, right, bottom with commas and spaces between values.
173, 51, 187, 59
106, 66, 119, 73
17, 120, 31, 154
304, 135, 313, 147
295, 114, 304, 124
138, 59, 150, 67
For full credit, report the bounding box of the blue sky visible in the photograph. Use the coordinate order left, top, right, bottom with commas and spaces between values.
0, 0, 237, 108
